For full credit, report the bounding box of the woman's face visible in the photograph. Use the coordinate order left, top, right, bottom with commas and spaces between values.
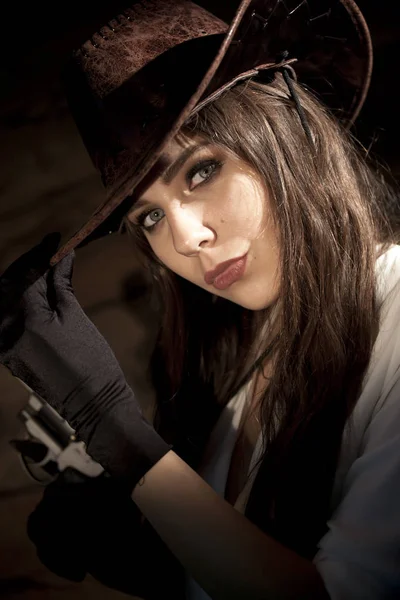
128, 137, 281, 310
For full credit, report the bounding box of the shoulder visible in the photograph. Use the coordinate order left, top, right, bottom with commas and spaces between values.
342, 243, 400, 443
312, 244, 400, 599
375, 243, 400, 311
367, 244, 400, 412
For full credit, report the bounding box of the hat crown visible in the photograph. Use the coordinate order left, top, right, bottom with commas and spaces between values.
76, 0, 228, 99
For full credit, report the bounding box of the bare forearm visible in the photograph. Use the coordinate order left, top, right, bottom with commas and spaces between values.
132, 450, 329, 600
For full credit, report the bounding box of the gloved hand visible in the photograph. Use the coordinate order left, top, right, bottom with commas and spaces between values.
27, 468, 142, 583
0, 234, 171, 490
27, 467, 185, 599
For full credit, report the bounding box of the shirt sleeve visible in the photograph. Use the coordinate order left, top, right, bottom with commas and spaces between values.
313, 371, 400, 599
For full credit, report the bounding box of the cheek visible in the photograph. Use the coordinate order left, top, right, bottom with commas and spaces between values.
215, 177, 268, 238
146, 237, 170, 267
146, 233, 186, 275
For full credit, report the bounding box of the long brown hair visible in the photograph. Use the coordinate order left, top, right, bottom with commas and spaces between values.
123, 74, 398, 558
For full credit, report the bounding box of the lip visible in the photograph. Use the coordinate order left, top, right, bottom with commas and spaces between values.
204, 254, 248, 290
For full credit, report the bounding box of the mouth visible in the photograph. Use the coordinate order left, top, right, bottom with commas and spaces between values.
204, 254, 248, 291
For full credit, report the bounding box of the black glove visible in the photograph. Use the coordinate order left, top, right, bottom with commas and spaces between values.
27, 468, 185, 599
27, 468, 140, 583
0, 235, 171, 491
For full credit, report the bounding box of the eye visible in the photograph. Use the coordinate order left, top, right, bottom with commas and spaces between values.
138, 207, 165, 231
187, 159, 222, 190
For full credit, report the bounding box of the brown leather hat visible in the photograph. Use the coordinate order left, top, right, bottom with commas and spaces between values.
51, 0, 372, 266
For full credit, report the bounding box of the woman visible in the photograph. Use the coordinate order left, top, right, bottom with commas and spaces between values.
1, 1, 400, 598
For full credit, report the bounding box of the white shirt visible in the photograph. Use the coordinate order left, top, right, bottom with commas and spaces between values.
186, 244, 400, 599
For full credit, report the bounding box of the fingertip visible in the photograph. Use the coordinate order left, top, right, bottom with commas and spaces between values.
40, 233, 61, 252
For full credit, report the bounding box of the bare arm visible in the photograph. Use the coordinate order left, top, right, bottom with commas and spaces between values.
132, 449, 330, 600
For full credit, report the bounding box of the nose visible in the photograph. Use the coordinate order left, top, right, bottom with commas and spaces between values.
169, 206, 215, 257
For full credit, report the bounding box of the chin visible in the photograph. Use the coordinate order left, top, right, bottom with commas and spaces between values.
235, 300, 272, 311
225, 282, 279, 311
221, 293, 274, 311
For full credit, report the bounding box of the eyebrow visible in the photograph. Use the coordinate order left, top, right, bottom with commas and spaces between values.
131, 142, 211, 214
162, 142, 210, 184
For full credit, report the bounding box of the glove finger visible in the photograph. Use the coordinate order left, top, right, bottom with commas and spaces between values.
49, 252, 76, 312
0, 234, 61, 318
54, 466, 91, 486
0, 233, 61, 286
27, 502, 74, 546
22, 273, 52, 320
27, 470, 95, 583
37, 547, 87, 583
27, 474, 90, 546
0, 276, 50, 354
27, 499, 87, 582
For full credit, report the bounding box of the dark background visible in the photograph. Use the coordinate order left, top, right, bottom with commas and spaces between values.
0, 1, 399, 599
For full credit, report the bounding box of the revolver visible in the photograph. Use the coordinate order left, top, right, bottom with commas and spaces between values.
10, 382, 104, 484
